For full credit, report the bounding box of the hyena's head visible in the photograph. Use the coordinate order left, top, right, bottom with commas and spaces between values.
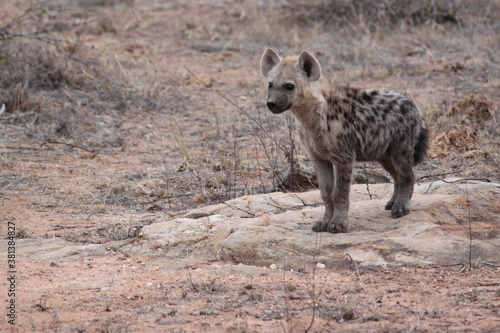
260, 48, 322, 114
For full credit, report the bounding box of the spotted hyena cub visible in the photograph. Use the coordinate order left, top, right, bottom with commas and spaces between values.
260, 48, 428, 233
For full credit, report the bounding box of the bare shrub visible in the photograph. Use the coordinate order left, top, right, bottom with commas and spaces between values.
0, 0, 174, 152
448, 94, 494, 125
285, 0, 500, 27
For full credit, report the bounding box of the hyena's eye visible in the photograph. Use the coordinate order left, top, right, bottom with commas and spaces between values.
284, 83, 295, 91
268, 82, 273, 88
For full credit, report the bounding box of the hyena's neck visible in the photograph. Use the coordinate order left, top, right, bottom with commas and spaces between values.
290, 82, 328, 134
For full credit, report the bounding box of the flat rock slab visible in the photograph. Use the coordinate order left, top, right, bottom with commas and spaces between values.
10, 179, 499, 268
17, 238, 109, 262
123, 179, 500, 269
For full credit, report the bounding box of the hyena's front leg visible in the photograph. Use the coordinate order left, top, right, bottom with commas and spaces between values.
312, 159, 334, 232
327, 162, 353, 233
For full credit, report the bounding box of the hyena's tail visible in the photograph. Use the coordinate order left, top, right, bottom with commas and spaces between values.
413, 125, 429, 166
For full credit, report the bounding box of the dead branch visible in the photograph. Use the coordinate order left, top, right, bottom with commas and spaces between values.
184, 66, 288, 155
45, 138, 96, 154
0, 1, 50, 36
465, 179, 473, 270
363, 163, 373, 200
223, 202, 255, 218
423, 175, 492, 194
0, 1, 109, 65
2, 32, 106, 65
417, 170, 463, 181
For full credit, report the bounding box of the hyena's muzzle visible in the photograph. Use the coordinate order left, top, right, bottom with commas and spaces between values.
266, 91, 292, 114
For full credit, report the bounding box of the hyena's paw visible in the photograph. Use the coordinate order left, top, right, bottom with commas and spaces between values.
312, 220, 328, 232
326, 216, 349, 233
391, 202, 410, 218
384, 200, 394, 210
313, 206, 334, 232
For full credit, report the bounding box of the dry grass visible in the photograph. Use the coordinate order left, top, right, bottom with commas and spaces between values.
0, 1, 175, 144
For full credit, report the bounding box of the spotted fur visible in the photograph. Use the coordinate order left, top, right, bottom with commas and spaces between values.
260, 48, 428, 233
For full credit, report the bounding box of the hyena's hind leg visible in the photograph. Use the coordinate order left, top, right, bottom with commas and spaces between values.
380, 154, 415, 218
312, 159, 334, 232
379, 157, 399, 211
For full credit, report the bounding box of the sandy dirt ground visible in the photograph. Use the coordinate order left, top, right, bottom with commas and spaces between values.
1, 0, 499, 332
12, 258, 500, 332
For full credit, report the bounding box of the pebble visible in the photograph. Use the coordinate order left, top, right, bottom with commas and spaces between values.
316, 262, 326, 269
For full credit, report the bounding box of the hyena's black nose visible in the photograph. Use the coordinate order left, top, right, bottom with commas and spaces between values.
267, 101, 277, 109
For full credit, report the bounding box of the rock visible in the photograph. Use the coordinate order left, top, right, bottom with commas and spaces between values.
352, 170, 391, 184
279, 163, 318, 190
15, 238, 109, 262
9, 180, 499, 270
122, 179, 500, 269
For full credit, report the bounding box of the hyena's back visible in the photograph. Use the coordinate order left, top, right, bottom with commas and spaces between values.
321, 86, 428, 165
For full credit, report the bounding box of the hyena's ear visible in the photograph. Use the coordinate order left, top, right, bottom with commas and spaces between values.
260, 48, 281, 77
298, 51, 321, 82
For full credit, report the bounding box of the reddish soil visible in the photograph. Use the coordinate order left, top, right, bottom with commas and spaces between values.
14, 259, 500, 332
